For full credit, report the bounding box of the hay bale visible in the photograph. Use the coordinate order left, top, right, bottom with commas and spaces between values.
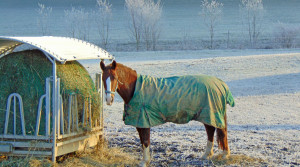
0, 49, 101, 135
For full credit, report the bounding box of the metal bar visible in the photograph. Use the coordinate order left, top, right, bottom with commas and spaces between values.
67, 95, 72, 134
52, 59, 57, 162
60, 95, 64, 135
18, 95, 26, 136
5, 94, 26, 136
0, 134, 50, 140
57, 126, 102, 140
101, 73, 104, 129
0, 144, 12, 153
72, 95, 75, 132
96, 73, 101, 93
71, 95, 74, 132
35, 95, 46, 136
96, 73, 101, 127
0, 141, 52, 148
13, 96, 16, 135
56, 131, 102, 147
42, 52, 57, 162
4, 94, 12, 134
75, 95, 78, 131
57, 132, 80, 140
46, 78, 51, 136
12, 150, 52, 156
82, 98, 86, 126
89, 96, 92, 128
56, 78, 60, 136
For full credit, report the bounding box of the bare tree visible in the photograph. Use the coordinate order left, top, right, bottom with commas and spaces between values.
95, 0, 112, 49
64, 7, 90, 41
37, 3, 52, 35
125, 0, 162, 51
141, 0, 162, 50
240, 0, 264, 48
273, 22, 300, 48
125, 0, 143, 50
200, 0, 223, 49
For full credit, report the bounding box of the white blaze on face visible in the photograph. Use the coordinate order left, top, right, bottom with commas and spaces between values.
106, 77, 112, 105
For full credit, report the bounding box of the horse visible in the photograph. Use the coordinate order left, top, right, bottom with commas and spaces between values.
100, 60, 235, 166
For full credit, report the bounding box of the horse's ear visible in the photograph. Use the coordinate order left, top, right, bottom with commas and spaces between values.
112, 60, 117, 69
100, 60, 105, 71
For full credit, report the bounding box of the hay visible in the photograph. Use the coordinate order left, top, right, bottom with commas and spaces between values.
0, 138, 139, 167
0, 49, 101, 135
0, 156, 53, 167
211, 154, 266, 166
57, 138, 139, 167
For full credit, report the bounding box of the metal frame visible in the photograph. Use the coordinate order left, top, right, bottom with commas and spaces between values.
0, 49, 107, 162
1, 73, 104, 161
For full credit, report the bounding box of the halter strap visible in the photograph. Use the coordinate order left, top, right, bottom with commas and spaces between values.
105, 78, 123, 94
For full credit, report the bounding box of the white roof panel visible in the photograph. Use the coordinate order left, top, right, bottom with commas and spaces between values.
0, 36, 114, 62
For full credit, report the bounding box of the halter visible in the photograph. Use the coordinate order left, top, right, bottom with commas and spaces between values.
105, 77, 123, 94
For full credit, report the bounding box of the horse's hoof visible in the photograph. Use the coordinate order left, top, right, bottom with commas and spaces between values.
221, 150, 230, 159
139, 161, 148, 167
201, 153, 213, 160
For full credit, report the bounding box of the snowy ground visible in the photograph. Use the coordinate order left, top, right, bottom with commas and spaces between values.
82, 50, 300, 166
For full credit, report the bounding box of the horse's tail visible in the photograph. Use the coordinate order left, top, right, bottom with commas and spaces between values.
216, 83, 232, 151
216, 112, 228, 151
226, 89, 235, 107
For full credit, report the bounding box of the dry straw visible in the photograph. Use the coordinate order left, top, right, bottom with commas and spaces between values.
212, 154, 266, 166
0, 138, 138, 166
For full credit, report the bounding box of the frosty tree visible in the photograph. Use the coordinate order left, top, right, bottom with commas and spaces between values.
240, 0, 264, 48
95, 0, 112, 49
273, 22, 300, 48
200, 0, 223, 49
37, 3, 52, 35
125, 0, 162, 50
64, 7, 90, 41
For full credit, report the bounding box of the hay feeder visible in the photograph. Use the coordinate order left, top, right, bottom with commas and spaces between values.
0, 36, 114, 162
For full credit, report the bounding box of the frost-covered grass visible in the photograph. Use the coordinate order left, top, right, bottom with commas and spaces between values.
1, 50, 298, 166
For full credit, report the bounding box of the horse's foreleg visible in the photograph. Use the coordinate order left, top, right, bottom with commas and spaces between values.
137, 128, 151, 166
202, 124, 216, 159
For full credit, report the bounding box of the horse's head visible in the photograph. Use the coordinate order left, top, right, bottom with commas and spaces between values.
100, 60, 119, 105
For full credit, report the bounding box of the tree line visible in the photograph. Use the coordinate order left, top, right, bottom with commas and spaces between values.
37, 0, 300, 51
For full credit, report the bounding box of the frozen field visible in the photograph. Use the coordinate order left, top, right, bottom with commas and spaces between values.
81, 49, 300, 166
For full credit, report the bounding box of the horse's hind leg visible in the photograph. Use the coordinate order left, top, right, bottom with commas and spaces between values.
137, 128, 151, 166
217, 128, 230, 158
201, 124, 216, 159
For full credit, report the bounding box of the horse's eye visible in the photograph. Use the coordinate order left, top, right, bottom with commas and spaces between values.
110, 74, 116, 80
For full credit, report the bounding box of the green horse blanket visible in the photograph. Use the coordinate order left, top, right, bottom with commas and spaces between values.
123, 75, 235, 129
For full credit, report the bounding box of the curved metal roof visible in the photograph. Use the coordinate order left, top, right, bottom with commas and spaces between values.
0, 36, 114, 63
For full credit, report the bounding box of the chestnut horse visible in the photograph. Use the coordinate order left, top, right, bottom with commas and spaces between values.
100, 60, 234, 166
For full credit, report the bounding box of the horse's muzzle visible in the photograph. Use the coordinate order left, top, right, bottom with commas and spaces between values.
106, 94, 114, 105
